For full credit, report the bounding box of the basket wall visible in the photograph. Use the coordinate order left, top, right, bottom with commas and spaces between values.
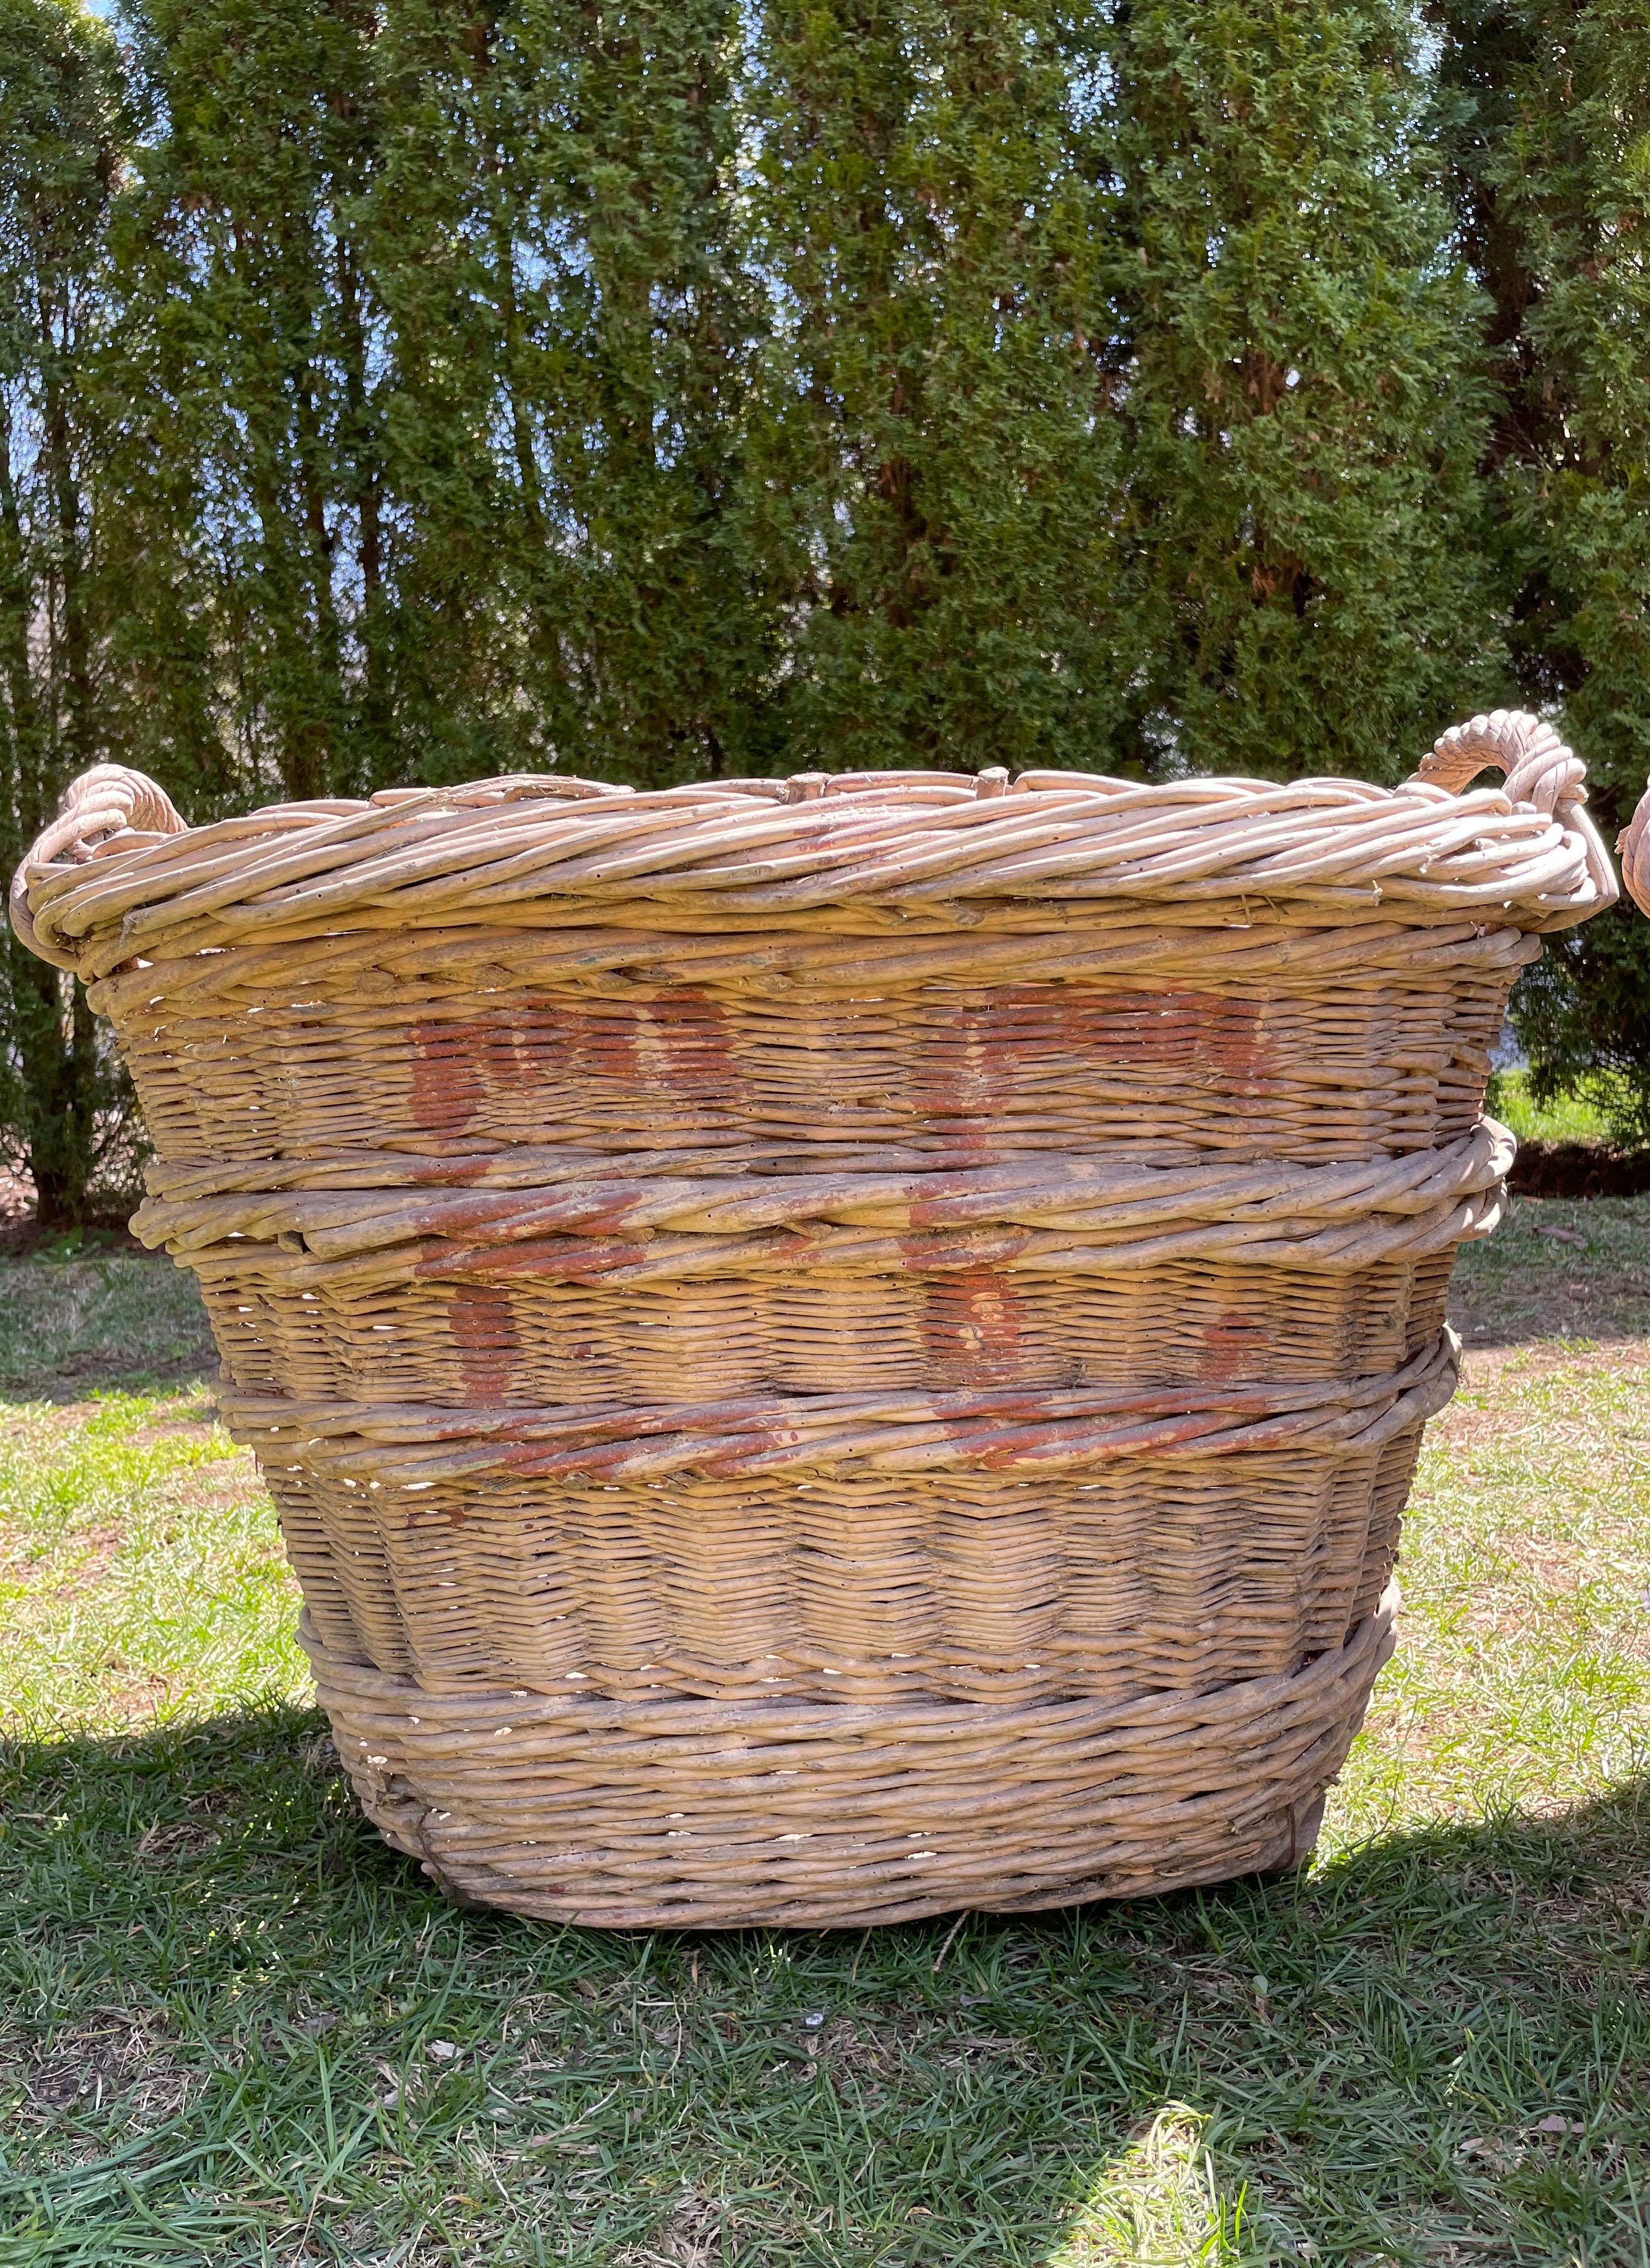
105, 918, 1507, 1725
266, 1426, 1423, 1704
303, 1586, 1399, 1929
109, 947, 1510, 1167
194, 1250, 1456, 1405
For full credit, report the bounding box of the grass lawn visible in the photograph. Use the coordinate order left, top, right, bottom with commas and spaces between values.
1, 1208, 1648, 2267
1484, 1071, 1615, 1148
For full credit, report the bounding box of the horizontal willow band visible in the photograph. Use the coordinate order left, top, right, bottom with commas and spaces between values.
225, 1330, 1458, 1485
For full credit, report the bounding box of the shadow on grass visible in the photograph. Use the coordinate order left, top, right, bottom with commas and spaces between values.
0, 1254, 216, 1404
2, 1707, 1648, 2265
1448, 1192, 1650, 1352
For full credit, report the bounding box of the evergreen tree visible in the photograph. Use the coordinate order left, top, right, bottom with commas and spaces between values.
741, 0, 1494, 780
114, 0, 769, 793
1435, 0, 1650, 1143
360, 0, 770, 785
1103, 0, 1501, 780
0, 0, 145, 1221
741, 0, 1133, 772
112, 0, 393, 800
104, 0, 1502, 795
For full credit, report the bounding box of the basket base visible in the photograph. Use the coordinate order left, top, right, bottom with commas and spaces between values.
302, 1591, 1395, 1930
1252, 1793, 1328, 1880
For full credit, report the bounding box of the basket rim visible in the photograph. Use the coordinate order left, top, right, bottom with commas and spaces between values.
10, 709, 1620, 975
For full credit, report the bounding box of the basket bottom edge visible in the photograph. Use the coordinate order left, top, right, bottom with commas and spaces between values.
305, 1593, 1396, 1930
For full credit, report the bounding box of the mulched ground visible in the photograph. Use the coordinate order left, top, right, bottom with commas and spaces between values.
1507, 1140, 1650, 1198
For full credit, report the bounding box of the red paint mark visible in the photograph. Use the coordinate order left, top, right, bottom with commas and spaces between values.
600, 988, 740, 1103
404, 984, 1276, 1153
1196, 1308, 1272, 1382
433, 1154, 492, 1187
921, 1268, 1027, 1385
909, 987, 1276, 1127
409, 1018, 541, 1137
407, 992, 742, 1137
446, 1284, 523, 1396
415, 1236, 660, 1283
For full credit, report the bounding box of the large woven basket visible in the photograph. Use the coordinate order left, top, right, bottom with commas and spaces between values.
13, 713, 1617, 1926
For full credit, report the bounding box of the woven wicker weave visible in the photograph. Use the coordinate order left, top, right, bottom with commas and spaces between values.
1621, 781, 1650, 918
11, 714, 1616, 1925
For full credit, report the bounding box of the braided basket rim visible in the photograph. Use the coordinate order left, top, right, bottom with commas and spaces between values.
10, 710, 1621, 978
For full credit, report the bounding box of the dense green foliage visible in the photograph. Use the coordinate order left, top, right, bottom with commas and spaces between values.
1434, 1, 1650, 1148
0, 0, 147, 1222
0, 0, 1647, 1214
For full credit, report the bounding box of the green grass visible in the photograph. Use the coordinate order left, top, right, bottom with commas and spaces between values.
0, 1255, 215, 1399
1, 1232, 1648, 2266
1485, 1072, 1615, 1147
1449, 1195, 1650, 1348
0, 1386, 302, 1731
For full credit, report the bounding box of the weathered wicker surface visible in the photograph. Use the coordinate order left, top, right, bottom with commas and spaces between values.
9, 712, 1616, 1925
1621, 780, 1650, 918
240, 1333, 1450, 1703
303, 1583, 1398, 1929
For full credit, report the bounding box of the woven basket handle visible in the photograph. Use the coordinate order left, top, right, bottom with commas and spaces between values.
10, 765, 187, 972
1413, 709, 1617, 909
1620, 783, 1650, 917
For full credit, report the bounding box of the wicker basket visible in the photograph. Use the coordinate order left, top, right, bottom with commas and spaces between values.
13, 713, 1617, 1927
